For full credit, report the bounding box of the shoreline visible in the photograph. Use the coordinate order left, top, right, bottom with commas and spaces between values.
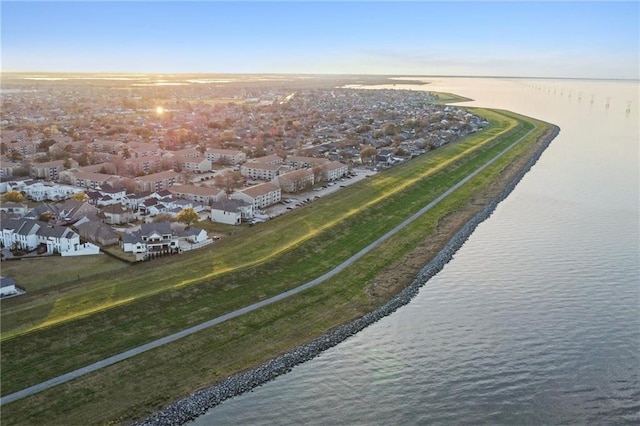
137, 124, 560, 426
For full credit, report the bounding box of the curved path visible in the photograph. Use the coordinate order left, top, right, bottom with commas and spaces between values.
0, 123, 536, 406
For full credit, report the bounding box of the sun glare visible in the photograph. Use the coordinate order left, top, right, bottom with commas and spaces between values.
156, 106, 164, 115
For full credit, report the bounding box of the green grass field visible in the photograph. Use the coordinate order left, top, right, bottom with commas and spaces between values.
0, 255, 128, 292
432, 91, 473, 103
0, 107, 555, 425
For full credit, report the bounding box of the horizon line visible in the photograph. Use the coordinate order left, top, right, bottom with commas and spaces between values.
1, 71, 638, 83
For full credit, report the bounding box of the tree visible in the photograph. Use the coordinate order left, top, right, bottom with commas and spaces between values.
382, 123, 398, 136
8, 151, 22, 162
214, 171, 244, 194
71, 192, 89, 202
360, 147, 378, 165
2, 190, 24, 203
77, 153, 90, 167
175, 208, 199, 228
312, 165, 324, 182
38, 139, 57, 152
39, 212, 54, 222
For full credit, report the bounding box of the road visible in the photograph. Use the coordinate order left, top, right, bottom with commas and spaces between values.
0, 123, 536, 406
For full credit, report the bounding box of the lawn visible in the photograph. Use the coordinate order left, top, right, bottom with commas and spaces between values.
0, 255, 128, 293
432, 91, 473, 103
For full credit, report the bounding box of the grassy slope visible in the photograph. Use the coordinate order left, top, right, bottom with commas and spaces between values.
1, 108, 554, 425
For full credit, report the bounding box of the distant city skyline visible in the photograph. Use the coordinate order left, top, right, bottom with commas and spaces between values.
2, 1, 638, 79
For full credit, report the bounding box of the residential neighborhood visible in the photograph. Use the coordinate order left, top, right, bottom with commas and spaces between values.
1, 75, 488, 286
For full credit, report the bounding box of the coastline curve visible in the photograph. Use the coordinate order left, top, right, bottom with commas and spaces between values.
136, 124, 561, 426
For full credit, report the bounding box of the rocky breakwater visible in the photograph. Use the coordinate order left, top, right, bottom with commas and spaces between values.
136, 124, 560, 426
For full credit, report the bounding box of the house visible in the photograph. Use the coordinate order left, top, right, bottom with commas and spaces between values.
1, 218, 40, 251
230, 182, 281, 209
122, 222, 179, 254
0, 276, 18, 297
76, 221, 120, 246
165, 200, 204, 219
150, 189, 174, 200
241, 162, 289, 181
210, 199, 253, 225
167, 148, 201, 158
4, 140, 38, 157
21, 182, 85, 202
0, 202, 28, 218
78, 162, 117, 174
87, 184, 127, 206
100, 203, 135, 225
123, 191, 152, 210
128, 142, 161, 158
62, 169, 120, 190
169, 184, 226, 206
375, 149, 395, 167
251, 154, 283, 165
319, 161, 349, 182
285, 155, 329, 170
172, 155, 212, 174
88, 139, 126, 154
23, 204, 56, 221
0, 218, 93, 255
179, 227, 208, 244
54, 200, 102, 225
273, 168, 314, 193
37, 223, 84, 255
30, 160, 65, 181
0, 161, 23, 178
205, 148, 247, 165
137, 190, 200, 218
133, 170, 179, 193
138, 198, 163, 216
124, 156, 165, 175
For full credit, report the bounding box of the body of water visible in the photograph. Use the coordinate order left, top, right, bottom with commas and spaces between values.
192, 78, 639, 425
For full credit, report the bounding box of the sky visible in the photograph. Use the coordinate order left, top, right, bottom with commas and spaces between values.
1, 1, 638, 79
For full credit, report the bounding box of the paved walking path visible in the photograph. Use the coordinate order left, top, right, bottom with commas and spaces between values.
0, 124, 536, 406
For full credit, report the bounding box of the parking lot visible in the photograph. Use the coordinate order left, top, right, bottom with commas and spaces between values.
264, 168, 377, 218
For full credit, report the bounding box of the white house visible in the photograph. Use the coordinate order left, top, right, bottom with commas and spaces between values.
22, 182, 85, 202
179, 227, 208, 244
2, 219, 39, 251
1, 218, 94, 256
210, 200, 253, 225
0, 276, 18, 297
122, 222, 179, 254
87, 184, 127, 206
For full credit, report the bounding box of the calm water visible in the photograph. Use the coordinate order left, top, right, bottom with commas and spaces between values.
193, 79, 639, 425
